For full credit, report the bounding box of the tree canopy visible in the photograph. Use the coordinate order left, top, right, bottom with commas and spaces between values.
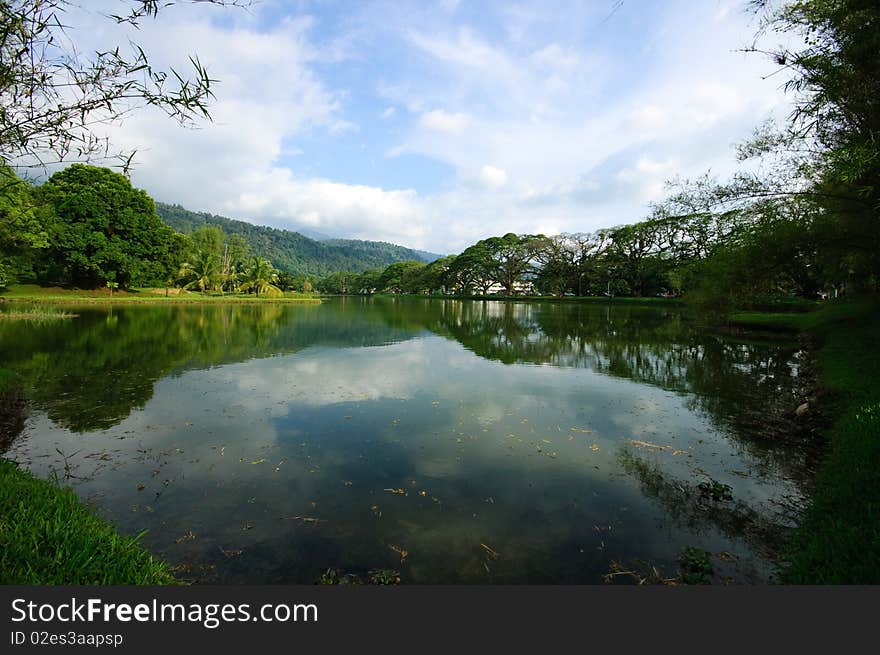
34, 165, 180, 288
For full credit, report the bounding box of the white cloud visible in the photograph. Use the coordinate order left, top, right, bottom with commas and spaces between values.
616, 156, 679, 202
46, 1, 797, 255
477, 165, 508, 189
419, 109, 470, 136
227, 169, 427, 245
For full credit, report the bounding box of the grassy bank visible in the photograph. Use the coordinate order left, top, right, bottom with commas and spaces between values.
0, 458, 176, 584
363, 292, 684, 305
731, 299, 880, 583
1, 284, 321, 305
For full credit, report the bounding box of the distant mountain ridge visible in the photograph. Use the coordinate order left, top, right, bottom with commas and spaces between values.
156, 203, 441, 276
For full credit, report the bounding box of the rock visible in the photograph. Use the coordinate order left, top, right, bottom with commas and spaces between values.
795, 402, 810, 417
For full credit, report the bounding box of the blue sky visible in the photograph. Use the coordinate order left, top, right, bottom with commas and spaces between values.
84, 0, 791, 253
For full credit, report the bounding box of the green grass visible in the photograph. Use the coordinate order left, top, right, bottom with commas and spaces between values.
0, 459, 177, 584
727, 310, 826, 332
1, 284, 321, 305
732, 298, 880, 582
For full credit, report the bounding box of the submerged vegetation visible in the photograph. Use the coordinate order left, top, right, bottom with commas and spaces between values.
0, 305, 76, 321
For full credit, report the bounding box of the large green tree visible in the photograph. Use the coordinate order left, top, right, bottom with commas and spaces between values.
0, 165, 46, 286
35, 164, 177, 288
670, 0, 880, 305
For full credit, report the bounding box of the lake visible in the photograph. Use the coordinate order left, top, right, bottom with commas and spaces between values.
0, 298, 813, 583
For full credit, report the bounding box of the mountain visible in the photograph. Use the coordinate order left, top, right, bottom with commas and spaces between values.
155, 203, 441, 276
324, 239, 442, 263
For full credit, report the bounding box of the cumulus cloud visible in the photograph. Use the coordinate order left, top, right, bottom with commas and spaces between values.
229, 170, 427, 244
419, 109, 471, 136
477, 165, 508, 189
47, 1, 797, 254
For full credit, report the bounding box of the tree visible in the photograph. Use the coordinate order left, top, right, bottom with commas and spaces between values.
418, 255, 457, 294
321, 271, 357, 294
221, 234, 250, 290
185, 225, 248, 292
0, 165, 46, 286
178, 249, 221, 294
1, 0, 248, 170
670, 0, 880, 305
35, 164, 177, 288
354, 269, 382, 295
240, 257, 281, 297
378, 260, 424, 293
471, 233, 546, 295
448, 245, 488, 294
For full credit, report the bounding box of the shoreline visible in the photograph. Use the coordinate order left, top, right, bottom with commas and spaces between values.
0, 285, 321, 305
728, 299, 880, 582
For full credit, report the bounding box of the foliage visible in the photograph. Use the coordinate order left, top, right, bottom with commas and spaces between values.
0, 164, 46, 284
178, 248, 222, 294
666, 0, 880, 305
239, 257, 281, 297
32, 165, 179, 288
677, 546, 714, 584
0, 458, 176, 584
377, 260, 425, 294
0, 0, 247, 169
156, 202, 438, 276
177, 224, 249, 293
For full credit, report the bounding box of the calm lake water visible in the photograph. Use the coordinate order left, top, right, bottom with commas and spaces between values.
1, 298, 811, 583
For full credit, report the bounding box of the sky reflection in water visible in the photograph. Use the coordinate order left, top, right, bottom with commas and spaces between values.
2, 298, 806, 583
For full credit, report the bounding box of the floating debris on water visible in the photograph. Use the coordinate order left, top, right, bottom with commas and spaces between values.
389, 545, 408, 561
285, 516, 322, 526
480, 543, 500, 559
629, 439, 689, 456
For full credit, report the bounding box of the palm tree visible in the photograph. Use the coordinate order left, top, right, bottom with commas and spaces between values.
178, 250, 221, 294
240, 257, 281, 297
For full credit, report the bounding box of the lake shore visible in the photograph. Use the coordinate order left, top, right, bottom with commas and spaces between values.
0, 284, 322, 305
729, 298, 880, 582
0, 458, 177, 584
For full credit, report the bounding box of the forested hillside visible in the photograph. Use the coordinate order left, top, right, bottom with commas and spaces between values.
156, 203, 439, 276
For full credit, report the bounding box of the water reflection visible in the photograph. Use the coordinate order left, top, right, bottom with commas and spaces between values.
0, 298, 809, 583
